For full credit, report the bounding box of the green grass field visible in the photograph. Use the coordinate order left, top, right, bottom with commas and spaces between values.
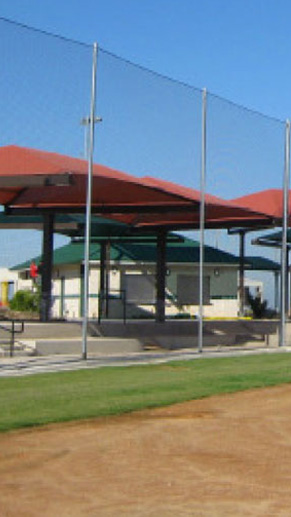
1, 352, 291, 432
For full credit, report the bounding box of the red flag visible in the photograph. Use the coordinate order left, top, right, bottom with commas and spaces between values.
30, 261, 38, 279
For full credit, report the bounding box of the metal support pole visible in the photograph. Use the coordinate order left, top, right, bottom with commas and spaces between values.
287, 248, 290, 315
40, 213, 54, 322
198, 88, 207, 353
156, 230, 167, 323
98, 240, 106, 323
274, 271, 279, 313
105, 241, 111, 318
82, 43, 98, 360
9, 321, 15, 358
238, 230, 246, 317
279, 119, 290, 347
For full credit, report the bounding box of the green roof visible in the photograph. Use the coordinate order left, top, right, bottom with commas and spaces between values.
0, 213, 129, 236
11, 236, 240, 270
244, 256, 280, 271
262, 229, 291, 243
254, 229, 291, 248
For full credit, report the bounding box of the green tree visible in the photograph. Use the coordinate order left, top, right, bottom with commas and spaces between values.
247, 291, 268, 319
9, 288, 40, 313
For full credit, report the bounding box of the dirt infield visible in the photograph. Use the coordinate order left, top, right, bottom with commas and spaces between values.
1, 385, 291, 516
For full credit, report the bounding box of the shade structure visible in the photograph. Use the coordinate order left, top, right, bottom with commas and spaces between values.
230, 189, 290, 323
0, 213, 130, 236
0, 145, 188, 211
252, 229, 291, 248
0, 144, 279, 331
231, 189, 291, 224
0, 145, 271, 230
0, 213, 80, 231
119, 177, 273, 229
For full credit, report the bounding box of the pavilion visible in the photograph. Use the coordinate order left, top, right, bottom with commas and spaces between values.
0, 145, 275, 326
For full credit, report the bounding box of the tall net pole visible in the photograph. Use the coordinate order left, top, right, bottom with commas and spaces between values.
82, 42, 98, 360
198, 88, 207, 353
279, 119, 290, 347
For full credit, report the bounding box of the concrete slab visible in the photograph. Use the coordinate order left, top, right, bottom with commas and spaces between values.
0, 318, 280, 356
1, 345, 291, 378
34, 337, 143, 356
17, 322, 82, 339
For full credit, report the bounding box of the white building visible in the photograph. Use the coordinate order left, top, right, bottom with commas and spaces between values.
11, 235, 242, 320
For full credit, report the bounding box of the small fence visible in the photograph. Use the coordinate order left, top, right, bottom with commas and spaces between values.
0, 320, 25, 357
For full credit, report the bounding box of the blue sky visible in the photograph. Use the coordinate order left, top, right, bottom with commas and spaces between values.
0, 0, 287, 193
0, 0, 288, 306
0, 0, 290, 120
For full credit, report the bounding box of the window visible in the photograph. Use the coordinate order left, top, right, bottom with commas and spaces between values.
177, 275, 210, 305
124, 274, 155, 304
19, 270, 30, 280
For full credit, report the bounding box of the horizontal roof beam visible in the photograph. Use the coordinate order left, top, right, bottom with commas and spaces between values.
5, 203, 199, 216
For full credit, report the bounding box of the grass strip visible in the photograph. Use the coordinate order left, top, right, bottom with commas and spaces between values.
1, 352, 291, 432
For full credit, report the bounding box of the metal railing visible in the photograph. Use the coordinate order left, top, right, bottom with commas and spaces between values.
0, 320, 25, 357
98, 290, 127, 324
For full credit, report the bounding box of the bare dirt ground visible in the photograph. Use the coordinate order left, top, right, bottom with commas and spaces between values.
1, 385, 291, 517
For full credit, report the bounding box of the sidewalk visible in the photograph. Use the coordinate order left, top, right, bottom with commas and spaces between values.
0, 343, 289, 377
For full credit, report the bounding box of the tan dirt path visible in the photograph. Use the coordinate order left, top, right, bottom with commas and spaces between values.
1, 384, 291, 516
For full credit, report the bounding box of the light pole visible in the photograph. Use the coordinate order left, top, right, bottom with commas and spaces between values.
81, 42, 102, 360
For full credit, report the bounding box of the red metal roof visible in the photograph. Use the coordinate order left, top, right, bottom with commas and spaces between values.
142, 176, 235, 207
0, 145, 272, 229
231, 189, 288, 221
0, 145, 196, 209
138, 177, 272, 228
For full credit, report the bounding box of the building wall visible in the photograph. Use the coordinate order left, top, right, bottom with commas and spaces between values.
165, 263, 238, 318
50, 263, 122, 320
53, 265, 81, 319
14, 260, 240, 320
118, 262, 239, 319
